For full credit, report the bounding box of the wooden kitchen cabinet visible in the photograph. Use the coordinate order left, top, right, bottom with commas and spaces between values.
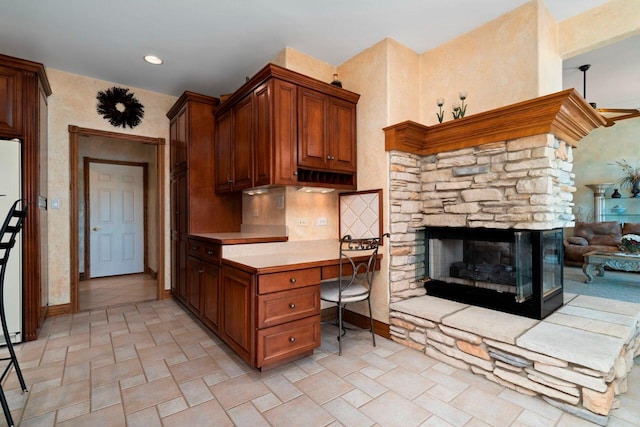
167, 92, 241, 299
219, 263, 322, 369
186, 237, 222, 332
0, 54, 51, 342
0, 65, 23, 136
220, 265, 254, 361
214, 63, 359, 192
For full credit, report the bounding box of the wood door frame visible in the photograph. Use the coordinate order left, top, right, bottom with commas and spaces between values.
84, 158, 148, 280
69, 125, 166, 313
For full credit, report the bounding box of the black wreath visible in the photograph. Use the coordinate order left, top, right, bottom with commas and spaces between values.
96, 87, 144, 128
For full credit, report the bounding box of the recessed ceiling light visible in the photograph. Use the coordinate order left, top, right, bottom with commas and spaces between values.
143, 55, 163, 65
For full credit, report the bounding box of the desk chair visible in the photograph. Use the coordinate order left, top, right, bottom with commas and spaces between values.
0, 200, 28, 426
321, 234, 388, 355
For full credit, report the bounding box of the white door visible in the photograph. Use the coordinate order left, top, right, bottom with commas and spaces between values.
89, 162, 144, 278
0, 138, 22, 342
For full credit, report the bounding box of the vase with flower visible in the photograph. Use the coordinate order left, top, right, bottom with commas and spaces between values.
615, 160, 640, 197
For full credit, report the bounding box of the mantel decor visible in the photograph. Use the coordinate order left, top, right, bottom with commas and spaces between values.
96, 87, 145, 128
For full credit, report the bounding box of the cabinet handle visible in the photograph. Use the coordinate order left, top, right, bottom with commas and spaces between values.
227, 179, 233, 184
289, 336, 296, 343
191, 246, 199, 251
207, 250, 214, 255
289, 303, 296, 309
293, 171, 298, 176
198, 269, 204, 273
289, 277, 297, 284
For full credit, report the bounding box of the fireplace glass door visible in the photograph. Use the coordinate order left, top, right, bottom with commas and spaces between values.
423, 227, 563, 319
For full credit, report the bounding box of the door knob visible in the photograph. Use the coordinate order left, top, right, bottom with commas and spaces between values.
92, 226, 101, 231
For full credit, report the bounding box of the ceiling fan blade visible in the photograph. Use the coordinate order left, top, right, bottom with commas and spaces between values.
596, 108, 640, 122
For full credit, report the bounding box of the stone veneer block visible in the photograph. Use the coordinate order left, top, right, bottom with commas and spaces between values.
441, 305, 539, 345
568, 295, 640, 319
544, 312, 634, 343
555, 305, 637, 329
517, 322, 623, 372
390, 296, 468, 323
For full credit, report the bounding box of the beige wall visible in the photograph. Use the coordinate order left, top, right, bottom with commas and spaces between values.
47, 68, 176, 305
559, 0, 640, 58
420, 1, 546, 125
570, 117, 640, 223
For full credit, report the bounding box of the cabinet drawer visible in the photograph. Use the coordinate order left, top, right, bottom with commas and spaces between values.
256, 315, 321, 368
258, 267, 320, 294
257, 285, 320, 328
201, 243, 221, 264
187, 238, 203, 258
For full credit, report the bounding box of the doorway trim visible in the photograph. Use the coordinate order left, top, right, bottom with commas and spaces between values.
84, 158, 149, 280
69, 125, 166, 313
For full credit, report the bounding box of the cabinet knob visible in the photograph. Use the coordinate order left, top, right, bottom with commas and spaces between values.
289, 277, 297, 284
191, 246, 199, 251
289, 336, 296, 343
293, 171, 298, 176
227, 179, 233, 184
207, 250, 214, 255
289, 303, 295, 309
198, 269, 204, 273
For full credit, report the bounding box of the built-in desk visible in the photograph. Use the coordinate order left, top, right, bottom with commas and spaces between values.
179, 238, 378, 369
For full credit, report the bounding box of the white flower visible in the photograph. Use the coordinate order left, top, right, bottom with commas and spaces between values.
622, 234, 640, 243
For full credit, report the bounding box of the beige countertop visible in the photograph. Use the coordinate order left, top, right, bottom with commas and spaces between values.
222, 239, 340, 271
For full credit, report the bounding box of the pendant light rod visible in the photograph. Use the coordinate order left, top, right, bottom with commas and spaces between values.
579, 64, 591, 99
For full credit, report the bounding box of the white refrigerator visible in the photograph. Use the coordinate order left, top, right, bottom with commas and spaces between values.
0, 138, 22, 344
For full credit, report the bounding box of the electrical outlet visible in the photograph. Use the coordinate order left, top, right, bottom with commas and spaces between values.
296, 218, 310, 226
253, 210, 259, 217
317, 217, 327, 226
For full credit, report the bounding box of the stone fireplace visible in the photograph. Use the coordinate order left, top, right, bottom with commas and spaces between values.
384, 89, 607, 306
380, 90, 640, 423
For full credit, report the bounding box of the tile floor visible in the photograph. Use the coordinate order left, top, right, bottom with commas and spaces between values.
1, 297, 638, 426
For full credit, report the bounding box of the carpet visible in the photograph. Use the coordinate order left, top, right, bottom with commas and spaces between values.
563, 266, 640, 304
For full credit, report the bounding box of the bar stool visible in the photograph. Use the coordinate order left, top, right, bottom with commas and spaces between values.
0, 200, 28, 426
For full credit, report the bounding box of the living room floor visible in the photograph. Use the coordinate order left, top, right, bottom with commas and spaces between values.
3, 298, 638, 426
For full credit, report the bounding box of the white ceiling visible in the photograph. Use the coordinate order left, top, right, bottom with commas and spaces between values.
1, 0, 636, 109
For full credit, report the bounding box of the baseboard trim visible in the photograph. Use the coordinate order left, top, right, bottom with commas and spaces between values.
321, 307, 390, 339
46, 303, 71, 317
147, 267, 158, 280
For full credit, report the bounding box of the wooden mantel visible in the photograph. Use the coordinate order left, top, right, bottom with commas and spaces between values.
383, 89, 609, 156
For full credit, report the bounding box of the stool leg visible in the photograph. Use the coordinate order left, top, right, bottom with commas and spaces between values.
0, 386, 14, 426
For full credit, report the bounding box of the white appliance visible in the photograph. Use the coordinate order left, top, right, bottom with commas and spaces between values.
0, 138, 22, 344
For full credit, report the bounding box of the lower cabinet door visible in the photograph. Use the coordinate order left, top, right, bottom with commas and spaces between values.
256, 315, 321, 368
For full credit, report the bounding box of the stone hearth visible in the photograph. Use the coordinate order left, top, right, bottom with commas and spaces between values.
389, 293, 640, 425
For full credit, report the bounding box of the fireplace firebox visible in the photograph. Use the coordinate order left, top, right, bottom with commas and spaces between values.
423, 227, 563, 319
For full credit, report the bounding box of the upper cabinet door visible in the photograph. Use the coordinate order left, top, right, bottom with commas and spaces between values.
169, 106, 188, 174
272, 79, 298, 186
231, 94, 254, 191
328, 97, 357, 172
297, 87, 328, 170
253, 82, 272, 188
0, 66, 23, 136
214, 110, 233, 192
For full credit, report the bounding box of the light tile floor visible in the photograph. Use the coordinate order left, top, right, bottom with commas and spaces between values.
1, 298, 638, 426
